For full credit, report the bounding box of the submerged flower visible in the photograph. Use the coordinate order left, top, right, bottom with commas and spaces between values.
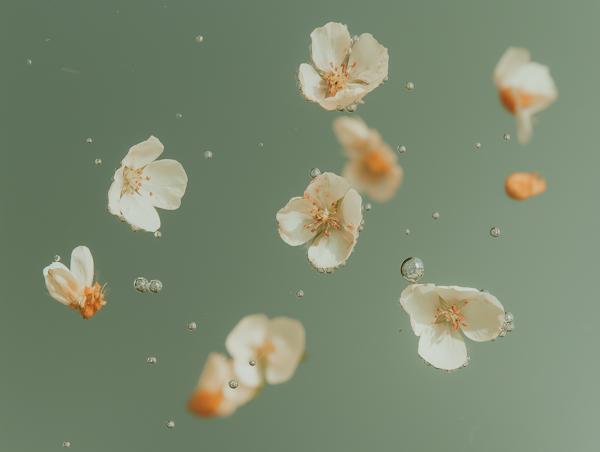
399, 284, 505, 371
298, 22, 389, 111
505, 171, 546, 200
276, 172, 362, 269
333, 117, 402, 202
107, 136, 188, 232
43, 246, 106, 319
188, 353, 256, 418
494, 47, 557, 144
225, 314, 306, 389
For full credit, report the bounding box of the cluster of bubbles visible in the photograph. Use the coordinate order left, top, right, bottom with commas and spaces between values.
295, 290, 304, 298
400, 257, 424, 283
310, 255, 347, 275
497, 312, 515, 338
397, 145, 406, 153
431, 211, 440, 220
134, 277, 163, 294
147, 357, 157, 365
187, 322, 197, 331
420, 354, 470, 372
229, 379, 239, 389
490, 227, 501, 238
166, 421, 175, 429
204, 151, 213, 159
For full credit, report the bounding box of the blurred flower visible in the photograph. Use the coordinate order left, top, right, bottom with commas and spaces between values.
276, 172, 362, 269
505, 171, 546, 200
107, 136, 188, 232
188, 353, 256, 418
43, 246, 106, 319
494, 47, 557, 144
333, 117, 402, 202
226, 314, 306, 388
399, 284, 504, 371
298, 22, 388, 111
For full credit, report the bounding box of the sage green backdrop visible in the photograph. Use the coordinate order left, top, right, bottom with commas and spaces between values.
1, 1, 597, 451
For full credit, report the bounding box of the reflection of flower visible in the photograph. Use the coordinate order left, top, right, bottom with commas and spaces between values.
494, 47, 557, 144
505, 171, 546, 200
399, 284, 504, 371
276, 172, 362, 269
188, 353, 256, 418
107, 136, 188, 232
43, 246, 106, 320
298, 22, 388, 111
225, 314, 306, 388
333, 117, 402, 202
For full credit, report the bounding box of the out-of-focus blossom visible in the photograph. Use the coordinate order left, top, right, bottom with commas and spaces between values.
107, 136, 188, 232
333, 117, 402, 202
494, 47, 557, 144
43, 246, 106, 319
276, 172, 362, 270
505, 171, 546, 200
298, 22, 388, 111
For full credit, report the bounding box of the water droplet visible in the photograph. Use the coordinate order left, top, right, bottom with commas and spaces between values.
382, 75, 389, 83
117, 215, 126, 222
400, 257, 424, 283
296, 290, 304, 298
27, 59, 32, 65
63, 441, 70, 448
87, 138, 92, 144
505, 312, 514, 323
309, 167, 321, 178
357, 225, 364, 232
176, 113, 182, 119
316, 268, 325, 274
336, 106, 345, 112
147, 356, 157, 365
229, 379, 238, 389
154, 231, 162, 238
134, 277, 149, 293
480, 289, 490, 294
249, 360, 256, 366
95, 158, 102, 165
474, 142, 481, 148
53, 255, 61, 262
345, 104, 357, 113
166, 421, 175, 429
196, 35, 204, 42
204, 151, 213, 159
431, 211, 440, 220
403, 229, 410, 235
130, 224, 141, 232
259, 143, 264, 147
351, 34, 359, 42
405, 82, 414, 91
503, 134, 510, 141
490, 227, 500, 238
149, 279, 163, 294
397, 145, 406, 153
187, 321, 197, 331
505, 322, 514, 332
326, 268, 334, 274
362, 203, 372, 212
498, 330, 507, 338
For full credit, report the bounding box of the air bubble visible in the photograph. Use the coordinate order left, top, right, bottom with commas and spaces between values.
204, 151, 213, 159
503, 134, 510, 141
27, 59, 32, 65
403, 229, 410, 235
362, 203, 371, 212
166, 421, 175, 429
259, 143, 264, 147
87, 138, 92, 144
154, 231, 162, 238
117, 215, 126, 222
480, 289, 490, 294
397, 145, 406, 153
53, 255, 60, 262
490, 227, 500, 238
63, 441, 70, 448
316, 268, 325, 274
498, 330, 507, 338
147, 356, 157, 365
405, 82, 414, 91
95, 159, 102, 165
351, 34, 359, 42
474, 142, 481, 148
149, 280, 162, 294
336, 106, 345, 112
134, 277, 149, 293
310, 167, 321, 178
187, 322, 196, 331
345, 104, 357, 113
296, 290, 304, 298
249, 360, 256, 366
431, 211, 439, 220
229, 379, 238, 389
505, 322, 515, 332
505, 312, 514, 323
400, 257, 424, 283
196, 35, 204, 42
176, 113, 182, 118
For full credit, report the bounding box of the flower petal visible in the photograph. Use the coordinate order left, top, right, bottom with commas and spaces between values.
310, 22, 352, 73
348, 33, 389, 89
276, 197, 319, 246
138, 159, 188, 210
122, 136, 164, 169
461, 293, 505, 342
399, 283, 441, 336
119, 191, 161, 232
332, 116, 372, 152
304, 172, 350, 207
307, 227, 356, 268
494, 47, 530, 87
43, 263, 82, 307
70, 246, 94, 288
226, 314, 269, 388
265, 317, 306, 385
418, 323, 467, 371
298, 63, 327, 104
107, 167, 125, 216
318, 85, 368, 110
337, 188, 362, 236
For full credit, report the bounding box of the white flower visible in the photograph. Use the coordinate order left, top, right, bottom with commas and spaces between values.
107, 136, 188, 232
276, 172, 363, 269
298, 22, 389, 111
225, 314, 306, 389
188, 353, 256, 418
399, 284, 505, 371
333, 116, 403, 202
494, 47, 557, 144
43, 246, 106, 320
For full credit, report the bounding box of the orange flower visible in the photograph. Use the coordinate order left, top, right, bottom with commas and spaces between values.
505, 171, 546, 200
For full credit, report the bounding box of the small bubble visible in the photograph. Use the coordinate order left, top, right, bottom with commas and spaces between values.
362, 203, 371, 212
403, 229, 410, 235
166, 421, 175, 429
117, 215, 126, 222
176, 113, 182, 119
382, 75, 389, 83
505, 312, 514, 323
505, 322, 515, 332
187, 321, 197, 331
53, 255, 61, 262
498, 330, 507, 338
400, 257, 424, 283
336, 105, 345, 112
95, 158, 102, 165
351, 34, 359, 42
149, 279, 163, 294
154, 231, 162, 239
259, 143, 264, 147
87, 138, 92, 144
474, 142, 481, 148
229, 379, 238, 389
249, 360, 256, 366
204, 151, 213, 159
345, 104, 357, 113
397, 145, 406, 153
134, 277, 149, 293
130, 224, 141, 232
147, 356, 157, 365
310, 167, 321, 178
431, 211, 440, 220
196, 35, 204, 42
296, 290, 304, 298
316, 268, 325, 274
27, 59, 32, 65
63, 441, 70, 448
490, 227, 500, 238
480, 289, 490, 294
405, 82, 414, 91
503, 134, 510, 141
357, 225, 364, 232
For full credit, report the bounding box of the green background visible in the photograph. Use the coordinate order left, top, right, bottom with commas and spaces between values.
1, 0, 597, 451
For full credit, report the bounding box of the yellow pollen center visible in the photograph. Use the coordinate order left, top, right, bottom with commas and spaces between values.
433, 299, 469, 330
122, 166, 152, 197
325, 61, 357, 97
